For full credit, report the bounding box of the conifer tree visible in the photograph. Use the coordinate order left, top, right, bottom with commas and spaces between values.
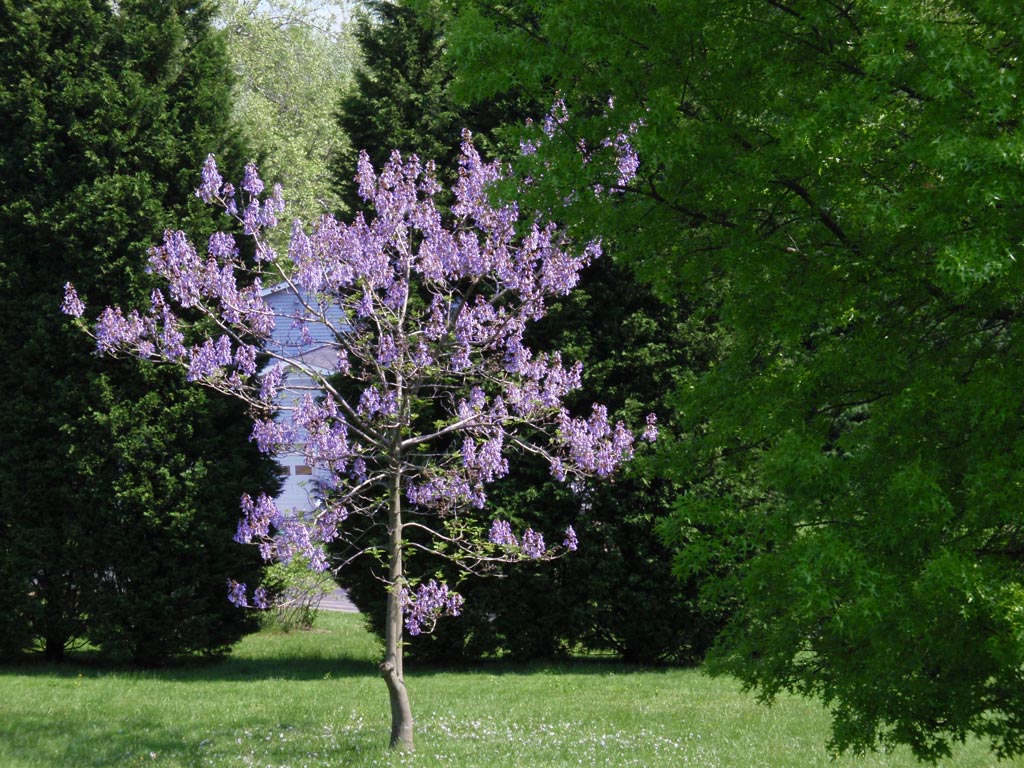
332, 0, 720, 663
0, 0, 277, 663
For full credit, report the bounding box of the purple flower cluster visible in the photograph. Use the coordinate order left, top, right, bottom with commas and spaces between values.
235, 492, 283, 544
357, 385, 398, 419
94, 306, 148, 354
407, 472, 486, 510
61, 283, 85, 318
461, 430, 508, 484
556, 404, 636, 478
521, 528, 546, 559
563, 525, 579, 552
187, 335, 233, 382
503, 352, 584, 418
227, 579, 248, 607
250, 416, 295, 454
295, 394, 351, 471
489, 519, 516, 547
488, 519, 574, 559
601, 127, 642, 188
400, 580, 464, 636
641, 413, 659, 443
66, 137, 654, 627
542, 98, 570, 138
226, 580, 270, 610
196, 154, 224, 204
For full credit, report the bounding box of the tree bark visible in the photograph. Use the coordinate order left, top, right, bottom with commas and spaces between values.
380, 468, 414, 751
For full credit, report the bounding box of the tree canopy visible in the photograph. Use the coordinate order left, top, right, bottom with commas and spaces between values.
440, 0, 1024, 760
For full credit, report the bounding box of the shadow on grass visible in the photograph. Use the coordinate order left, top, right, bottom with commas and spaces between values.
0, 653, 679, 687
0, 710, 379, 768
406, 654, 690, 679
0, 651, 378, 683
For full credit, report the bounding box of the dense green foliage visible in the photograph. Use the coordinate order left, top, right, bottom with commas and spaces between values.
333, 0, 722, 664
0, 0, 277, 664
220, 0, 355, 222
440, 0, 1024, 761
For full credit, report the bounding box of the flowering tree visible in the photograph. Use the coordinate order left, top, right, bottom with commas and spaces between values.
63, 133, 652, 751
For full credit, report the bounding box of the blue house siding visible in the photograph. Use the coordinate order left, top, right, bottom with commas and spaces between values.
260, 283, 347, 517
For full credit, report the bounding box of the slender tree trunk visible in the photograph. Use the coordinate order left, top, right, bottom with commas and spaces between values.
380, 468, 414, 751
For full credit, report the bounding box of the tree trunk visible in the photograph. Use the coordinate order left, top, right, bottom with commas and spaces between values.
380, 468, 414, 751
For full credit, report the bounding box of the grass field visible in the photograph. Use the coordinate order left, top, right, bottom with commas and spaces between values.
1, 612, 1018, 767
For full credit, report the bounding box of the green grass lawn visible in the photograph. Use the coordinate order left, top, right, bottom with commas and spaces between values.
0, 612, 1017, 767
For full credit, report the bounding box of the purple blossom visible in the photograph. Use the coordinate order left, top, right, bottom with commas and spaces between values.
350, 457, 368, 482
242, 199, 262, 235
489, 519, 517, 547
462, 432, 508, 483
196, 154, 223, 203
542, 98, 569, 138
95, 306, 147, 353
563, 525, 579, 552
641, 413, 659, 442
261, 184, 285, 229
556, 404, 635, 478
187, 335, 233, 381
521, 528, 546, 559
400, 580, 464, 636
61, 282, 85, 318
222, 183, 238, 216
336, 348, 352, 374
259, 365, 284, 403
158, 309, 186, 360
208, 231, 237, 260
377, 333, 398, 365
149, 230, 202, 308
251, 416, 294, 454
315, 503, 350, 542
236, 492, 282, 544
242, 163, 264, 196
252, 587, 269, 610
549, 457, 567, 481
357, 386, 397, 418
227, 579, 249, 608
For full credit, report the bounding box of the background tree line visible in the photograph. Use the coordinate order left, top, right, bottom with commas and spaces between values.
0, 0, 281, 665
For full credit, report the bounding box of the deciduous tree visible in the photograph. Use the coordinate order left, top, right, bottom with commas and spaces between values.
441, 0, 1024, 760
64, 138, 651, 749
220, 0, 356, 221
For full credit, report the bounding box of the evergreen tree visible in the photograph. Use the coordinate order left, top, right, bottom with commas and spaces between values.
0, 0, 277, 663
332, 0, 523, 211
333, 0, 720, 663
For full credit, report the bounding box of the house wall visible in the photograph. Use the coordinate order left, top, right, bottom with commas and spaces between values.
261, 284, 347, 518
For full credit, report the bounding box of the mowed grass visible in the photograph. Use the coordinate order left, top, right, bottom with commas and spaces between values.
0, 612, 1018, 768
